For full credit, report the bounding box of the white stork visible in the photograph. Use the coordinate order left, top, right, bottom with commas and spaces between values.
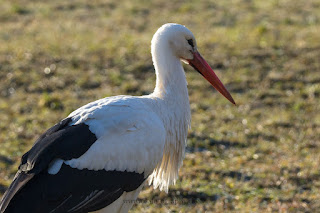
0, 23, 235, 213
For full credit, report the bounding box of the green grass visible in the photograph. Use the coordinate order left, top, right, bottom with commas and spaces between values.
0, 0, 319, 212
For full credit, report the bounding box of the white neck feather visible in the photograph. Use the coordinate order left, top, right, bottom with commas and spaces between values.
147, 35, 191, 192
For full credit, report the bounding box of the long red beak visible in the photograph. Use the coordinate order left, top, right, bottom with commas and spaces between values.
187, 51, 236, 105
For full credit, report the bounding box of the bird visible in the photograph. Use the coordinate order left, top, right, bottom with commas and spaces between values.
0, 23, 235, 213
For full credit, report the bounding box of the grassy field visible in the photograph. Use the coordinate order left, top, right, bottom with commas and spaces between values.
0, 0, 319, 212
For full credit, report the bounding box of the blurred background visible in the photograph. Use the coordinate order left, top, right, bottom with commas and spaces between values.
0, 0, 319, 212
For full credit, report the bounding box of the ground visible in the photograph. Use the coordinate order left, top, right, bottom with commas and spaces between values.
0, 0, 319, 212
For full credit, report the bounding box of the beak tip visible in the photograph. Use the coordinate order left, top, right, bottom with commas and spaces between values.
226, 95, 236, 106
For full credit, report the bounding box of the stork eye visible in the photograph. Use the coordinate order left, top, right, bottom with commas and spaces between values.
187, 39, 194, 48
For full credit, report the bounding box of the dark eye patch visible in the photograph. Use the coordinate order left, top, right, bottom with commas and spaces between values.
187, 39, 194, 47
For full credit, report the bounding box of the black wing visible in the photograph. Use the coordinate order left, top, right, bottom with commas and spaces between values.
5, 164, 145, 213
0, 117, 145, 213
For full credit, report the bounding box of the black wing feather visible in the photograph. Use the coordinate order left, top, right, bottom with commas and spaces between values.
19, 117, 97, 174
1, 117, 90, 213
5, 164, 145, 213
1, 117, 145, 213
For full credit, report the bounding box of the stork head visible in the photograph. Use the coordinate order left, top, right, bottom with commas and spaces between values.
152, 23, 236, 105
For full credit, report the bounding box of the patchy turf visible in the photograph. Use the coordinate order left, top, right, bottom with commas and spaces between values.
0, 0, 319, 212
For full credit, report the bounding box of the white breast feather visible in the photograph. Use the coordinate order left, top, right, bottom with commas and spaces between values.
64, 96, 166, 177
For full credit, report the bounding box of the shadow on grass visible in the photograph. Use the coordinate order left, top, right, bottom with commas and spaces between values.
0, 183, 6, 194
209, 139, 247, 149
0, 155, 14, 166
215, 170, 253, 182
138, 188, 220, 204
187, 133, 247, 153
